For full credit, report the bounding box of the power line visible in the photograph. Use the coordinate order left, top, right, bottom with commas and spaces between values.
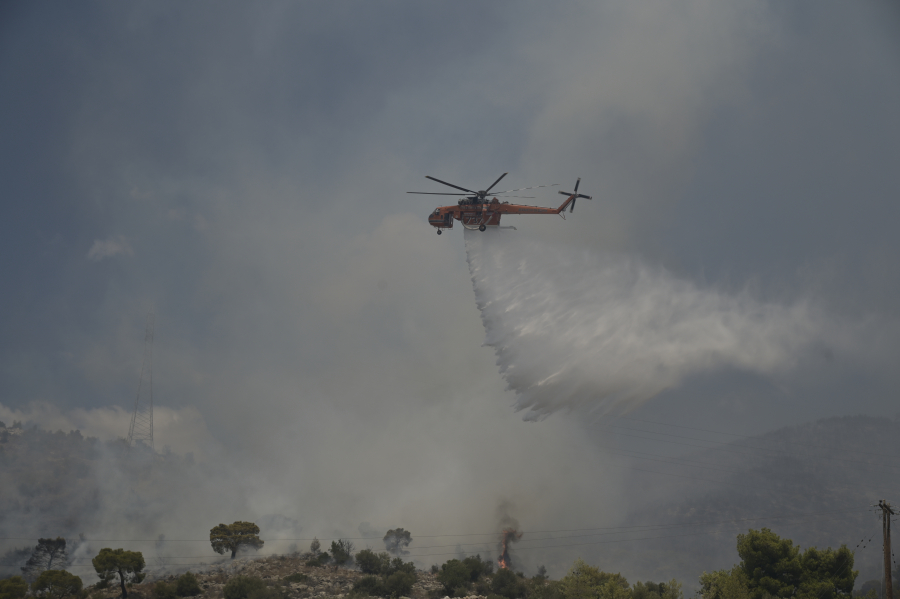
0, 508, 869, 555
619, 416, 900, 461
0, 516, 861, 568
589, 422, 900, 478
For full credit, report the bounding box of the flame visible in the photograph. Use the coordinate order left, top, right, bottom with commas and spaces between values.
498, 528, 523, 570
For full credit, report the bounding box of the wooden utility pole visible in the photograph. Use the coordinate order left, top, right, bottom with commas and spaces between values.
880, 499, 895, 599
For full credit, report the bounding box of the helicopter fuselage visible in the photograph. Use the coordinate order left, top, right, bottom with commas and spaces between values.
427, 195, 578, 232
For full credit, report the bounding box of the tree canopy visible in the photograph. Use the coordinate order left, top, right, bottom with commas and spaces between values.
383, 529, 412, 555
21, 538, 67, 581
330, 540, 355, 566
632, 580, 683, 599
92, 548, 145, 599
699, 568, 751, 599
209, 522, 265, 559
491, 568, 527, 599
700, 529, 857, 599
558, 559, 631, 599
31, 570, 83, 599
0, 576, 28, 599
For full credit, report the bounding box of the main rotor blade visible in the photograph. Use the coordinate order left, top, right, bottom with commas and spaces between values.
577, 194, 592, 200
558, 190, 573, 196
425, 175, 477, 194
494, 184, 559, 193
574, 177, 581, 193
406, 192, 469, 195
484, 172, 508, 194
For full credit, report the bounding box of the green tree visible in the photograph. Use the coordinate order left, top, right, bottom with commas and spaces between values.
737, 529, 856, 599
463, 555, 494, 580
310, 538, 321, 556
176, 572, 201, 597
355, 549, 391, 575
353, 576, 387, 597
438, 560, 473, 597
632, 580, 683, 599
0, 576, 28, 599
796, 545, 855, 599
210, 522, 265, 559
737, 529, 802, 599
698, 568, 751, 599
92, 548, 145, 599
22, 538, 68, 581
492, 569, 527, 599
559, 559, 631, 599
526, 578, 563, 599
330, 540, 354, 567
31, 570, 83, 599
387, 557, 416, 577
383, 529, 412, 556
383, 571, 416, 598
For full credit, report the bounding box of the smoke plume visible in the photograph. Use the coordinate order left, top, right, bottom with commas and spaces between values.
465, 229, 871, 420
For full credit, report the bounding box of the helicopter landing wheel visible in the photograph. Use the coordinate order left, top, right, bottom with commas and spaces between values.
479, 224, 486, 232
436, 229, 442, 235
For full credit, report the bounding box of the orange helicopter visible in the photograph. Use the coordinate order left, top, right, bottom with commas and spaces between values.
408, 173, 592, 234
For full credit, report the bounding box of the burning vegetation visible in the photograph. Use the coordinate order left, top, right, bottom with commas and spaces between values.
497, 528, 523, 570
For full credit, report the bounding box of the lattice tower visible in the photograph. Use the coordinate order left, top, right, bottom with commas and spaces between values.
127, 312, 154, 450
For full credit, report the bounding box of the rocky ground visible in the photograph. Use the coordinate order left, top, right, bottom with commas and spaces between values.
86, 554, 475, 599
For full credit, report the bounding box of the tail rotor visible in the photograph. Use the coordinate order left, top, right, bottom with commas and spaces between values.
558, 177, 592, 212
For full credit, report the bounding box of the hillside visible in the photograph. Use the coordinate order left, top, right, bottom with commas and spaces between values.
116, 554, 445, 599
2, 415, 899, 590
572, 415, 900, 586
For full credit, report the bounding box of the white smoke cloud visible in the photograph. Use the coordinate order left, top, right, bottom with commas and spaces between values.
86, 235, 133, 261
0, 401, 220, 459
465, 229, 880, 421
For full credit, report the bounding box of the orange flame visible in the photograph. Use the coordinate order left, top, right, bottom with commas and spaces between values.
498, 528, 523, 570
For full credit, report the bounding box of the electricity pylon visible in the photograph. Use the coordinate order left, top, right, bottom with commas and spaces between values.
879, 499, 895, 599
127, 312, 155, 450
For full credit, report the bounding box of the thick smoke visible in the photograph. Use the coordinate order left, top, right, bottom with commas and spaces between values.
465, 229, 874, 420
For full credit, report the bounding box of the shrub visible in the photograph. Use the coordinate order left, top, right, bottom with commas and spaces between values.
463, 555, 493, 580
383, 572, 415, 598
492, 569, 526, 599
305, 552, 330, 568
437, 560, 471, 596
246, 588, 284, 599
389, 558, 416, 577
224, 576, 266, 599
353, 576, 387, 597
356, 550, 391, 575
283, 574, 308, 584
331, 540, 355, 567
176, 573, 201, 597
153, 582, 177, 599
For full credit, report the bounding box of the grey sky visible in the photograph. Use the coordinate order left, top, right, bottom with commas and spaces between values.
2, 0, 900, 581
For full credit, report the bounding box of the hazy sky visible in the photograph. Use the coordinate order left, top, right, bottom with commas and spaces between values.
2, 0, 900, 579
